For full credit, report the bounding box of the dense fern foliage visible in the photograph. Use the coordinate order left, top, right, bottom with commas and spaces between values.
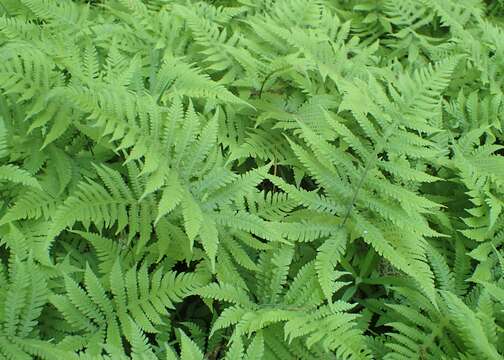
0, 0, 504, 359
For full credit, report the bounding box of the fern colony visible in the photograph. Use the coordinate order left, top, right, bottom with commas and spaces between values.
1, 0, 504, 359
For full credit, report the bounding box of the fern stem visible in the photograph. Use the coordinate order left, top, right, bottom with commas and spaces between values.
339, 123, 397, 229
258, 65, 293, 99
340, 157, 373, 227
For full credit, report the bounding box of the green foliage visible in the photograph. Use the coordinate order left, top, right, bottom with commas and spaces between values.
0, 0, 503, 358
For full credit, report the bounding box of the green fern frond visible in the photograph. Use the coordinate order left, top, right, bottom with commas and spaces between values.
315, 231, 348, 304
0, 164, 41, 189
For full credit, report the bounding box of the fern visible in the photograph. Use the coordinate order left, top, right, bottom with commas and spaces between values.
0, 0, 503, 359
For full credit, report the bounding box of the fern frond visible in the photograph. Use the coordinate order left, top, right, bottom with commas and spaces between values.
154, 55, 250, 107
0, 164, 41, 189
315, 231, 348, 304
